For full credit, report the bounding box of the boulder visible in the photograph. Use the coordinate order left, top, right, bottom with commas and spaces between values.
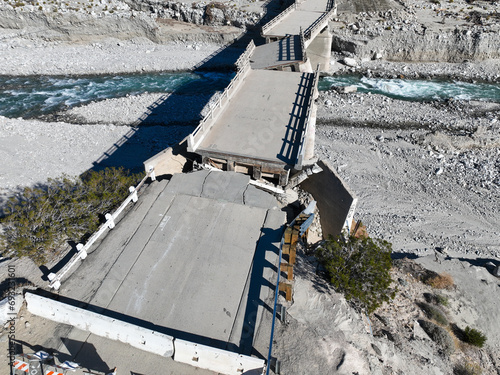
333, 85, 357, 94
342, 57, 358, 67
493, 264, 500, 277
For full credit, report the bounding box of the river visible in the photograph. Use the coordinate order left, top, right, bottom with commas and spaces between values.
1, 73, 499, 119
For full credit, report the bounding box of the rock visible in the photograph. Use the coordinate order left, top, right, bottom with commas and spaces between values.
493, 265, 500, 277
334, 85, 357, 94
325, 99, 333, 106
342, 57, 358, 67
413, 320, 432, 341
371, 343, 382, 356
25, 321, 31, 328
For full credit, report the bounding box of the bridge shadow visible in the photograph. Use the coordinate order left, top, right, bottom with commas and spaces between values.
277, 35, 303, 62
88, 13, 280, 174
236, 225, 284, 358
277, 72, 314, 164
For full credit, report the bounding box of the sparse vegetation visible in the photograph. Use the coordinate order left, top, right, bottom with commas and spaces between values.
425, 272, 454, 289
454, 360, 483, 375
418, 302, 448, 326
0, 167, 142, 264
316, 235, 394, 314
419, 319, 455, 355
424, 292, 449, 307
462, 326, 487, 348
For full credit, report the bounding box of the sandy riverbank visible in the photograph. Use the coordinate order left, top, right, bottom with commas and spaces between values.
0, 37, 223, 76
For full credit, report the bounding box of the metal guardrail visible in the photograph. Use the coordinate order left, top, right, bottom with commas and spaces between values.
295, 65, 320, 169
261, 1, 296, 35
47, 167, 156, 290
188, 41, 254, 152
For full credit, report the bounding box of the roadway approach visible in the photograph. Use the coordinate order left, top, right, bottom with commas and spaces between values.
19, 171, 285, 374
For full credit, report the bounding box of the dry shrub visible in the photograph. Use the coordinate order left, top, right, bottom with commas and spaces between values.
426, 272, 454, 289
454, 360, 482, 375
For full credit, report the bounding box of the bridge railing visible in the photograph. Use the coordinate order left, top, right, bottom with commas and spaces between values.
295, 65, 320, 170
303, 4, 337, 44
234, 40, 255, 70
261, 1, 296, 36
188, 42, 254, 153
47, 167, 156, 290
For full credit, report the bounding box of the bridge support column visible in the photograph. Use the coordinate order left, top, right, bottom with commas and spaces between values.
279, 171, 289, 186
227, 160, 236, 171
253, 166, 262, 180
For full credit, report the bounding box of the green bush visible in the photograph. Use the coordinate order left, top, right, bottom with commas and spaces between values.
316, 235, 394, 313
463, 326, 486, 348
0, 167, 142, 264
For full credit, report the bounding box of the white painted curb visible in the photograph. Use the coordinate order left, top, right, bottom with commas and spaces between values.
25, 293, 174, 357
174, 339, 264, 375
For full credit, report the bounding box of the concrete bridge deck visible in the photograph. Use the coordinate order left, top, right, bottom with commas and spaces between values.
189, 67, 317, 184
42, 171, 285, 374
261, 0, 336, 45
250, 35, 305, 71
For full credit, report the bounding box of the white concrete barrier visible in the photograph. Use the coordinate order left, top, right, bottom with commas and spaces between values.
174, 339, 264, 375
25, 293, 174, 357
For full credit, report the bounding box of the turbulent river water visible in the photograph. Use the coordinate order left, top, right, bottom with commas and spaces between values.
1, 73, 499, 119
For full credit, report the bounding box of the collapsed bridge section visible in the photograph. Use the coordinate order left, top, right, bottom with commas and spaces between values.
188, 50, 319, 186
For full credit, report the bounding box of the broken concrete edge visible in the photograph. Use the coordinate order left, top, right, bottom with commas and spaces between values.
299, 158, 358, 238
143, 138, 195, 179
24, 292, 265, 375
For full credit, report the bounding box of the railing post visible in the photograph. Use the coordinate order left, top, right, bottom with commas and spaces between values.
76, 243, 88, 260
148, 166, 156, 181
129, 186, 138, 203
105, 213, 115, 229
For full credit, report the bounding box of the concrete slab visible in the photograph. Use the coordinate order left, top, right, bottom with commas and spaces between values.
197, 69, 315, 166
105, 194, 268, 345
60, 178, 171, 301
163, 169, 210, 196
58, 171, 283, 361
263, 11, 323, 38
250, 36, 304, 70
201, 171, 249, 203
243, 185, 280, 209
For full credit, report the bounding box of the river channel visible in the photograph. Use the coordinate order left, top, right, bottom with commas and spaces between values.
1, 72, 499, 119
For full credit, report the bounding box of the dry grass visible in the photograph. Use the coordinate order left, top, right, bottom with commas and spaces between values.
425, 272, 454, 289
453, 360, 483, 375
